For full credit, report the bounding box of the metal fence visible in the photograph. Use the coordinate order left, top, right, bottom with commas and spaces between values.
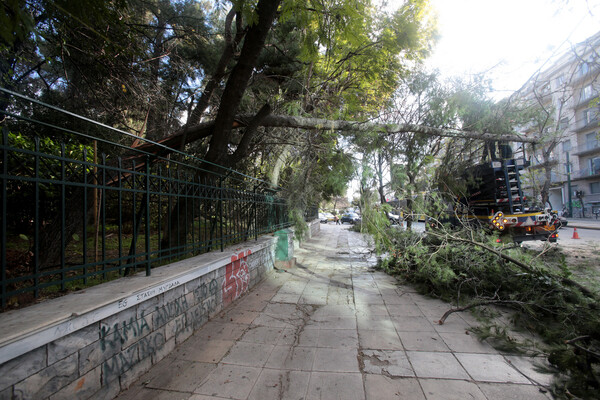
0, 89, 314, 309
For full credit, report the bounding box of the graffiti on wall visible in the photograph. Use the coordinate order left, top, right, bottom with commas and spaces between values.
247, 248, 267, 270
101, 277, 219, 385
222, 250, 251, 307
100, 311, 151, 352
190, 278, 219, 329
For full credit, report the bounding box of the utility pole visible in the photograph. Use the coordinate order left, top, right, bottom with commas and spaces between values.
566, 152, 573, 218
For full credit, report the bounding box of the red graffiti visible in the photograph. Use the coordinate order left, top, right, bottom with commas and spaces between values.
222, 250, 251, 306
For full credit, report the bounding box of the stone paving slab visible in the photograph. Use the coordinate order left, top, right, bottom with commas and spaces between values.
115, 224, 554, 400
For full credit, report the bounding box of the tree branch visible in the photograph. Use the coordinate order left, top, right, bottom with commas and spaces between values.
438, 299, 530, 324
228, 103, 272, 164
427, 231, 598, 300
129, 115, 539, 163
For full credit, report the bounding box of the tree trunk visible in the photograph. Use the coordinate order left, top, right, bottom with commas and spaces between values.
268, 144, 292, 188
159, 0, 281, 252
377, 151, 387, 205
186, 7, 244, 128
133, 115, 540, 159
405, 173, 416, 231
204, 0, 282, 166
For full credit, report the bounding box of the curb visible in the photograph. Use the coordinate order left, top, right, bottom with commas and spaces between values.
564, 224, 600, 231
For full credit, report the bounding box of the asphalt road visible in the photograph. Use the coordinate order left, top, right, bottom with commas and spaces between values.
340, 220, 600, 245
555, 226, 600, 244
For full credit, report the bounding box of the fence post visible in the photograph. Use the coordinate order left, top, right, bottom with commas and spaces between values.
34, 137, 40, 296
101, 153, 107, 279
219, 177, 224, 252
118, 157, 123, 274
1, 127, 8, 308
82, 148, 88, 284
145, 155, 151, 276
60, 143, 66, 290
254, 185, 258, 241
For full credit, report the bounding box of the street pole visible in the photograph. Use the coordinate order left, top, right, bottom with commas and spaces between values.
566, 152, 573, 217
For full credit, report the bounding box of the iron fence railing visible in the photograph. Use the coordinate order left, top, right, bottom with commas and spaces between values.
0, 89, 299, 309
304, 205, 319, 222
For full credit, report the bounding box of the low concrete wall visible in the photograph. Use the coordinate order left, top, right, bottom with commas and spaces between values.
307, 219, 321, 239
0, 232, 289, 400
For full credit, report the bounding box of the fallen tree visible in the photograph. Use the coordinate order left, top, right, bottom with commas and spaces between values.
131, 112, 540, 159
377, 224, 599, 399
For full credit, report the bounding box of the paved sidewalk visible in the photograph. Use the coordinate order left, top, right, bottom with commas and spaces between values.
115, 224, 553, 400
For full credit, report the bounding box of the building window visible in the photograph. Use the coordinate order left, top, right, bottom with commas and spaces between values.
541, 83, 551, 94
586, 133, 598, 151
591, 182, 600, 194
555, 74, 565, 86
583, 109, 591, 125
582, 108, 599, 128
559, 117, 569, 131
590, 157, 600, 175
580, 85, 593, 102
579, 62, 590, 77
562, 140, 572, 152
565, 162, 572, 174
587, 132, 599, 151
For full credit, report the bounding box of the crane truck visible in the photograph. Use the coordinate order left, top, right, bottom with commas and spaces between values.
456, 157, 559, 243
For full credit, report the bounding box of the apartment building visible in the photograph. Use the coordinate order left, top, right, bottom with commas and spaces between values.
515, 30, 600, 217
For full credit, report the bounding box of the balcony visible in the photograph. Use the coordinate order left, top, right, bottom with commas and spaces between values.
520, 168, 565, 188
571, 167, 600, 180
551, 171, 564, 183
571, 63, 600, 88
528, 156, 559, 170
575, 119, 599, 133
573, 141, 600, 157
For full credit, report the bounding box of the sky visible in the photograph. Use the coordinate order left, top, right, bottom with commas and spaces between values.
421, 0, 600, 99
347, 0, 600, 201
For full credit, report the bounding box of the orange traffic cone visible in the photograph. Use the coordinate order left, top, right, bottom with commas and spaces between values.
572, 228, 580, 239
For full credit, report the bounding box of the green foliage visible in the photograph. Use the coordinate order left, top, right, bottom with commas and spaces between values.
279, 0, 437, 118
8, 131, 93, 158
315, 147, 355, 201
355, 192, 392, 254
0, 0, 34, 46
288, 208, 308, 242
378, 225, 600, 398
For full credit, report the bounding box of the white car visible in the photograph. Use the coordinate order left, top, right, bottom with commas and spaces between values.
388, 212, 401, 224
319, 212, 334, 223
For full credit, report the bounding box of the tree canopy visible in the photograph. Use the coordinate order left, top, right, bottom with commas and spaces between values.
1, 0, 536, 209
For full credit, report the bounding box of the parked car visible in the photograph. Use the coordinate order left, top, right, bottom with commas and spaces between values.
319, 212, 334, 223
388, 212, 401, 224
341, 212, 360, 224
550, 210, 568, 229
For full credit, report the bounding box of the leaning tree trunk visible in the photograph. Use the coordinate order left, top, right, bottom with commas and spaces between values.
268, 144, 292, 188
159, 0, 282, 252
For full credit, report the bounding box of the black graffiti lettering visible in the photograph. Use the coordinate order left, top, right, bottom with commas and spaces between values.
102, 347, 136, 384
209, 279, 218, 296
100, 325, 114, 352
100, 312, 151, 352
154, 296, 191, 330
138, 311, 150, 336
138, 331, 165, 360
